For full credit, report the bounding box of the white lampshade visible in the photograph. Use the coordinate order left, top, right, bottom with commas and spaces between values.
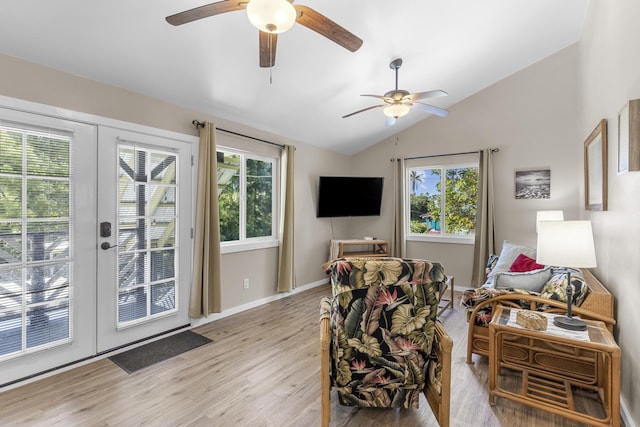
246, 0, 297, 34
383, 103, 411, 119
536, 220, 597, 268
536, 210, 564, 233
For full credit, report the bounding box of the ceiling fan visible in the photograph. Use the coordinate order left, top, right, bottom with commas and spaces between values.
166, 0, 363, 68
343, 58, 449, 126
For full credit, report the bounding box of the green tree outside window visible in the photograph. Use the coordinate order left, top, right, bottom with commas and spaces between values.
408, 165, 478, 236
216, 150, 274, 243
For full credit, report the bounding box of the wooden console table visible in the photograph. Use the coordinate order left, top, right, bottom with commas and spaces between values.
489, 306, 620, 427
329, 239, 389, 260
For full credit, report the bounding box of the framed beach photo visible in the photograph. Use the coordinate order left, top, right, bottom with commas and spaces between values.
584, 119, 608, 211
515, 168, 550, 199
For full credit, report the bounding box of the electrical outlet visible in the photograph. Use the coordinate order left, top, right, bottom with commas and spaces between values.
243, 278, 249, 289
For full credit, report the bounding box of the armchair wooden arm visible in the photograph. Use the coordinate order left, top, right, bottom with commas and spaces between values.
425, 320, 453, 427
320, 298, 331, 427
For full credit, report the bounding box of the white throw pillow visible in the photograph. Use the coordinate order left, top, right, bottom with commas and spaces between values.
488, 241, 537, 280
494, 267, 552, 292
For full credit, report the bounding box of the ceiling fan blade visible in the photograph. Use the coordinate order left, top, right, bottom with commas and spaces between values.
259, 31, 278, 68
166, 1, 246, 26
408, 90, 448, 101
294, 5, 363, 52
385, 116, 396, 127
412, 101, 449, 117
342, 104, 385, 118
361, 94, 394, 103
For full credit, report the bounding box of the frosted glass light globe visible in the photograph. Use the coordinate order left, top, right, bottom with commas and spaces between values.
246, 0, 296, 34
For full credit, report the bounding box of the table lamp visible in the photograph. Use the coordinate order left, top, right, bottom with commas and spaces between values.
536, 210, 564, 233
536, 220, 597, 331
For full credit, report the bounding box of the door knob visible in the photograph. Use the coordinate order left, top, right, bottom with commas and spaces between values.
101, 242, 118, 250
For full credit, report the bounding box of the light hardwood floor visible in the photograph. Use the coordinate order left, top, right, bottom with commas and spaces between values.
0, 285, 610, 426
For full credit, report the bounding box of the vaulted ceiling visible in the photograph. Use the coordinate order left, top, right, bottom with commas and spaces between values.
0, 1, 588, 154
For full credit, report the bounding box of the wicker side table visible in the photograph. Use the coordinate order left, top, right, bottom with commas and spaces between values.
489, 306, 620, 427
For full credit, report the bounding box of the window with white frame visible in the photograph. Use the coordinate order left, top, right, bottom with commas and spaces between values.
0, 124, 74, 357
216, 148, 277, 246
407, 161, 478, 241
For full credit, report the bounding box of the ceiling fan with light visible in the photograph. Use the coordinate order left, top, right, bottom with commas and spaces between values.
166, 0, 363, 68
343, 58, 449, 126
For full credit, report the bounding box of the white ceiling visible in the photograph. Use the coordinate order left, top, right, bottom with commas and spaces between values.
0, 0, 588, 155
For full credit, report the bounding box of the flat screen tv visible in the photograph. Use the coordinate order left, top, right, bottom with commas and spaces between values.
317, 176, 384, 218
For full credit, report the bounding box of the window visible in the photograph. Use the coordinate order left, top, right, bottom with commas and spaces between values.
0, 124, 73, 357
216, 149, 277, 249
117, 145, 178, 325
407, 163, 478, 242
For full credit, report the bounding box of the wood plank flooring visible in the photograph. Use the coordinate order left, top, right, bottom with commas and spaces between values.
0, 285, 610, 426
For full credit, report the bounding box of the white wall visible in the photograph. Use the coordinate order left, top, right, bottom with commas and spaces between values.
291, 141, 351, 282
350, 45, 581, 287
579, 1, 640, 424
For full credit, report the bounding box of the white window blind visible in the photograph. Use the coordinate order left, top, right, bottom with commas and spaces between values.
0, 124, 74, 359
116, 145, 178, 326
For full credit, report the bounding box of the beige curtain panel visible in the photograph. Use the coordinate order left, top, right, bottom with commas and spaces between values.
277, 144, 295, 292
189, 122, 223, 317
471, 148, 496, 287
391, 158, 406, 258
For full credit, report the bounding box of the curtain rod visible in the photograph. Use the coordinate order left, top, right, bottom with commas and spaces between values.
192, 120, 285, 148
400, 147, 499, 161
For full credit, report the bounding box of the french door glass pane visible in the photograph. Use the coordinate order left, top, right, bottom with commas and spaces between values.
0, 125, 72, 359
151, 281, 175, 315
0, 223, 22, 264
26, 301, 70, 346
0, 177, 22, 218
27, 135, 70, 177
116, 145, 178, 326
26, 222, 69, 261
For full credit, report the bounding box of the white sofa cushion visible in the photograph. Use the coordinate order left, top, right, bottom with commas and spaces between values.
489, 241, 536, 277
494, 267, 552, 292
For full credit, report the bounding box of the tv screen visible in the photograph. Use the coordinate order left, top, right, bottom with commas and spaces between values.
317, 176, 384, 218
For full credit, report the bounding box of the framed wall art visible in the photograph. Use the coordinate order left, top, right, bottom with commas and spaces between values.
584, 119, 607, 211
515, 168, 550, 199
617, 99, 640, 173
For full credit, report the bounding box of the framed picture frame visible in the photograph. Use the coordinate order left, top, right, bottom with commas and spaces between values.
618, 99, 640, 173
584, 119, 607, 211
514, 168, 550, 199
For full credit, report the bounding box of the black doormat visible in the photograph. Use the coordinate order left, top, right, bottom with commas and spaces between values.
109, 330, 212, 374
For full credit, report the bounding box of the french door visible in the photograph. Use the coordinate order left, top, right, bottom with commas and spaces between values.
96, 127, 192, 353
0, 108, 97, 384
0, 107, 193, 385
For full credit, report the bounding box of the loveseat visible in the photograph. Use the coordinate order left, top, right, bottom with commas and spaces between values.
320, 257, 452, 427
462, 241, 615, 366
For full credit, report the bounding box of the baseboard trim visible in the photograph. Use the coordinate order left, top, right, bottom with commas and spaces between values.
190, 279, 328, 328
621, 394, 637, 427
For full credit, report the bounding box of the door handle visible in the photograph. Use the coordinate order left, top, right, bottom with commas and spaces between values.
101, 242, 119, 250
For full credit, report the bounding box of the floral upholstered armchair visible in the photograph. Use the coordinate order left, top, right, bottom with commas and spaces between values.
320, 257, 452, 427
